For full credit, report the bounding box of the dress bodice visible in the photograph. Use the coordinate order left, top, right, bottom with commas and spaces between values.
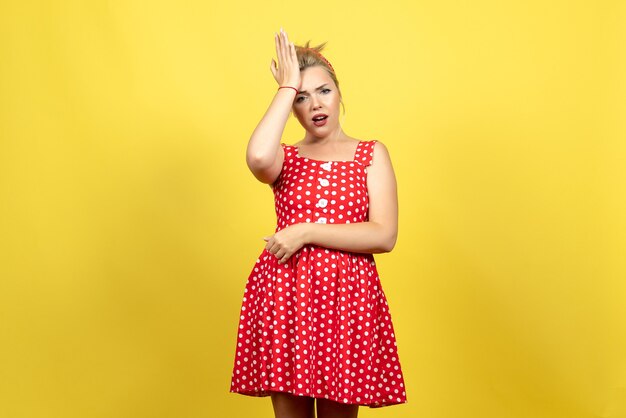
272, 140, 377, 232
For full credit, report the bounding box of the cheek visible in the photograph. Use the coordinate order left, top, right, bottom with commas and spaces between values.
293, 110, 307, 123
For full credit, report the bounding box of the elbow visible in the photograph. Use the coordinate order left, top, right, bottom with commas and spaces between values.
246, 152, 281, 185
378, 230, 398, 253
246, 152, 273, 171
246, 140, 277, 170
380, 239, 396, 253
246, 140, 284, 179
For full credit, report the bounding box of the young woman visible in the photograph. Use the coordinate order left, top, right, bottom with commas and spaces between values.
230, 28, 408, 418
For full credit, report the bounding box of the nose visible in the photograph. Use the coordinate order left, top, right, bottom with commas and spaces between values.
310, 94, 322, 109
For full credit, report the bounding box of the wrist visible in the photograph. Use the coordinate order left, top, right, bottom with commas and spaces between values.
301, 222, 314, 244
277, 85, 299, 95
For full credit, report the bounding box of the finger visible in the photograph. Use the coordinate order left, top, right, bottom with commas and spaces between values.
274, 248, 286, 260
278, 31, 286, 69
276, 30, 283, 62
284, 32, 292, 59
290, 42, 298, 68
290, 42, 296, 60
268, 241, 280, 255
274, 33, 280, 67
281, 30, 290, 64
280, 252, 291, 264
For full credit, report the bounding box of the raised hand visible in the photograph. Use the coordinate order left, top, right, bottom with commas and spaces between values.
270, 28, 301, 91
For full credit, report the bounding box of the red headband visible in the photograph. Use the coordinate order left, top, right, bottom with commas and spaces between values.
304, 47, 335, 74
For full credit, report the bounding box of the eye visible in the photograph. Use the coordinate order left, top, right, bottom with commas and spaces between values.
295, 96, 305, 103
322, 88, 331, 93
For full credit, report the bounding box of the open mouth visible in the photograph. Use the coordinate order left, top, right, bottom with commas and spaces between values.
312, 114, 328, 126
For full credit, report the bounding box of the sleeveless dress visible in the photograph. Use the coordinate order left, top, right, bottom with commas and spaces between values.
229, 140, 408, 408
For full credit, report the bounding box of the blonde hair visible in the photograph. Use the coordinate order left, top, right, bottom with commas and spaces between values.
294, 40, 345, 116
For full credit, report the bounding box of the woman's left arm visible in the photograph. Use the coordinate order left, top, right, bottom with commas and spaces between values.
264, 141, 398, 262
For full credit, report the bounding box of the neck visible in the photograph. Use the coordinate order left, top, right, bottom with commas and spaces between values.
303, 125, 346, 145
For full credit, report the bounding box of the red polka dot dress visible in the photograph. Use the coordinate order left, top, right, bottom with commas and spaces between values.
230, 140, 408, 408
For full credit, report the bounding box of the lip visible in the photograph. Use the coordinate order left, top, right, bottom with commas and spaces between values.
312, 113, 328, 121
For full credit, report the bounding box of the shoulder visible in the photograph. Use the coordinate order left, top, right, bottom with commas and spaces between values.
361, 139, 388, 150
280, 142, 296, 153
366, 140, 392, 166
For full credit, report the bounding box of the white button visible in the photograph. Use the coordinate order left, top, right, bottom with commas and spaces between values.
316, 198, 328, 208
319, 178, 330, 187
316, 217, 327, 224
320, 162, 332, 171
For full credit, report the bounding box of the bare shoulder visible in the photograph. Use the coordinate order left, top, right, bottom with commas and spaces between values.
370, 140, 393, 166
367, 140, 396, 187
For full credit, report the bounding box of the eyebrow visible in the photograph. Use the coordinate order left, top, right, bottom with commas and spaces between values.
297, 83, 329, 95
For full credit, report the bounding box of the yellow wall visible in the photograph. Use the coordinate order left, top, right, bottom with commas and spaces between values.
1, 1, 624, 417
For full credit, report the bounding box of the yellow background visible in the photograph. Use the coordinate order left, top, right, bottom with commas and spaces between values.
1, 1, 624, 417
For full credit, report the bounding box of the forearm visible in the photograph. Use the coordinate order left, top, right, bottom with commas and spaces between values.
246, 88, 295, 167
304, 221, 397, 254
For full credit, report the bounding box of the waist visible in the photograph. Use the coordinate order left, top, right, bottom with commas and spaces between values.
275, 218, 367, 232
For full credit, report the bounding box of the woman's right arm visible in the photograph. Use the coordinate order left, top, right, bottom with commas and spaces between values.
246, 88, 295, 184
246, 28, 301, 185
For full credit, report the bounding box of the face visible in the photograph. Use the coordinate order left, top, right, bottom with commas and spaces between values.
292, 66, 342, 137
